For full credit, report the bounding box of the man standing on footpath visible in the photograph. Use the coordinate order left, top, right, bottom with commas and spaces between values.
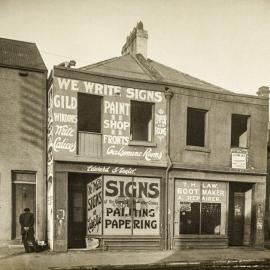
19, 208, 38, 253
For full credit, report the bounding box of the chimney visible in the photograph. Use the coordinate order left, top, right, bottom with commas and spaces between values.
121, 21, 148, 58
257, 86, 270, 98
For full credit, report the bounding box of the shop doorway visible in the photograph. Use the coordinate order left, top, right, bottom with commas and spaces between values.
68, 173, 100, 249
228, 182, 253, 246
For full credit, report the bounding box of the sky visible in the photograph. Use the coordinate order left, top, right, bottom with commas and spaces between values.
1, 0, 270, 95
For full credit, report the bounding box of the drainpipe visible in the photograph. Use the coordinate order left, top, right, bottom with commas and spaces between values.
164, 86, 173, 250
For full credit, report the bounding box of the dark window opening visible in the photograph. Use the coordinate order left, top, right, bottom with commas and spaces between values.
231, 114, 248, 148
186, 108, 207, 147
78, 93, 101, 133
201, 203, 221, 234
180, 202, 200, 234
130, 101, 153, 142
179, 202, 221, 235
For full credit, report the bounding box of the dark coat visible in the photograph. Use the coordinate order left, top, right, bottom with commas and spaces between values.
19, 212, 35, 234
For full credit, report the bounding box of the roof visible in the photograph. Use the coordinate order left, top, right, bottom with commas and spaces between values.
80, 53, 231, 93
0, 38, 47, 71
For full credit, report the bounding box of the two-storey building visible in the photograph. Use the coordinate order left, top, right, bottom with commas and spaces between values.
0, 38, 47, 243
167, 83, 268, 249
47, 22, 268, 251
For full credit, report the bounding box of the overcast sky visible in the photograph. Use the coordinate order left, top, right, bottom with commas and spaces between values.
1, 0, 270, 95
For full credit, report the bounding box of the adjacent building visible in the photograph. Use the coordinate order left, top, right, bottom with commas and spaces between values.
47, 22, 269, 251
168, 79, 268, 249
0, 38, 47, 243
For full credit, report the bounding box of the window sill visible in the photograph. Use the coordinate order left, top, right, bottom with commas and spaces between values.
78, 131, 102, 135
231, 146, 248, 150
185, 145, 211, 153
128, 141, 157, 147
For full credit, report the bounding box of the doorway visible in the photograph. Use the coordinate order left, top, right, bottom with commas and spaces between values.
228, 182, 253, 246
68, 173, 100, 249
12, 172, 36, 239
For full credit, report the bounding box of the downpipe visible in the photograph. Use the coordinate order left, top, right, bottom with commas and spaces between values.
164, 87, 173, 250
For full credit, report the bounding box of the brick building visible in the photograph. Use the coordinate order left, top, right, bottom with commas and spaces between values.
168, 74, 268, 249
0, 38, 47, 243
47, 22, 268, 251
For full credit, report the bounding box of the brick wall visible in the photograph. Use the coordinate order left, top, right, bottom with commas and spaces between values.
0, 67, 47, 241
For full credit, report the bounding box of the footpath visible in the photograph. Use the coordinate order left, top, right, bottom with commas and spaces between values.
1, 245, 270, 270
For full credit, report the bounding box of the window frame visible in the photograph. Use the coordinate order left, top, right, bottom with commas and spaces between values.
230, 114, 250, 149
77, 93, 102, 134
129, 100, 154, 143
186, 107, 209, 149
174, 179, 228, 236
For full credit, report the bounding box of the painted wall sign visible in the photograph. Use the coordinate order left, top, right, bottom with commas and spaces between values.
47, 85, 54, 245
52, 77, 167, 162
176, 181, 200, 202
175, 180, 226, 203
155, 108, 167, 141
133, 177, 160, 235
51, 78, 78, 157
86, 165, 137, 175
56, 77, 163, 102
47, 86, 54, 181
103, 175, 132, 235
231, 148, 248, 169
201, 182, 226, 203
103, 176, 160, 235
87, 177, 102, 235
105, 146, 162, 161
174, 180, 227, 236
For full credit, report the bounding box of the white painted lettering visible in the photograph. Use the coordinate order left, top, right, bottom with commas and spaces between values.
57, 78, 70, 90
71, 80, 79, 91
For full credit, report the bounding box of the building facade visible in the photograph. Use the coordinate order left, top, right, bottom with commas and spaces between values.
47, 67, 168, 251
168, 85, 268, 249
0, 38, 47, 243
47, 22, 269, 251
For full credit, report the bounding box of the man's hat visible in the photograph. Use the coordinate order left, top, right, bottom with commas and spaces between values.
24, 208, 30, 212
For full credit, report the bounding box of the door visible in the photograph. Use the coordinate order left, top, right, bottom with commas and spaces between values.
68, 180, 86, 248
231, 192, 245, 245
229, 183, 253, 246
13, 184, 36, 239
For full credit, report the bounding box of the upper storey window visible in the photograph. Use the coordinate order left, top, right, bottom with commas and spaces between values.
186, 108, 207, 147
78, 93, 102, 133
231, 114, 249, 148
130, 101, 153, 142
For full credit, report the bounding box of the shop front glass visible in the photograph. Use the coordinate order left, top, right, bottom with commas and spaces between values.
86, 175, 160, 238
174, 180, 227, 236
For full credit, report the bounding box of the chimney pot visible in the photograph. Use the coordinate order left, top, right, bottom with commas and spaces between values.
257, 86, 270, 98
121, 22, 148, 58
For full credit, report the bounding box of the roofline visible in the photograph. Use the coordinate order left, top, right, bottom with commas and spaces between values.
79, 56, 120, 70
53, 65, 267, 101
0, 63, 47, 73
0, 36, 38, 45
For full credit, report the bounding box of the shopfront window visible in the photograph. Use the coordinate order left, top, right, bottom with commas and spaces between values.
174, 180, 227, 235
201, 203, 221, 234
103, 176, 160, 236
180, 202, 200, 234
